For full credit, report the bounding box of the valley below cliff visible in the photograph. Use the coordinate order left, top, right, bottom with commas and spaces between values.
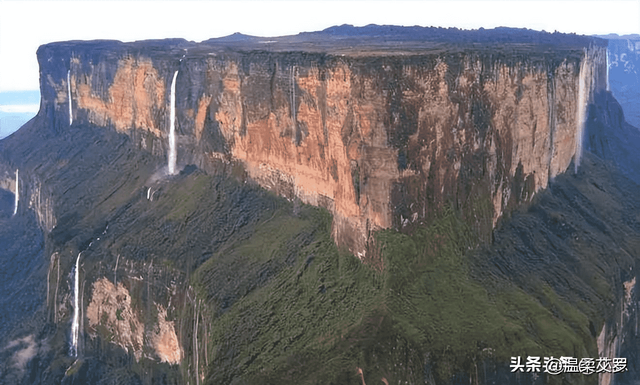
1, 26, 640, 385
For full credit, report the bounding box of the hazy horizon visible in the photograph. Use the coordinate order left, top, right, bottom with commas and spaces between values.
0, 90, 40, 138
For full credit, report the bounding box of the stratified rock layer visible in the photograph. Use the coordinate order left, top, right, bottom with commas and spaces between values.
36, 35, 607, 256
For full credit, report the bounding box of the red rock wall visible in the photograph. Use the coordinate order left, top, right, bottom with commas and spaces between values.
37, 45, 607, 256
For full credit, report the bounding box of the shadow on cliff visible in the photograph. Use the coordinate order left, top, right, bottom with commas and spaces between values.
585, 91, 640, 185
2, 90, 640, 385
467, 91, 640, 385
0, 112, 349, 384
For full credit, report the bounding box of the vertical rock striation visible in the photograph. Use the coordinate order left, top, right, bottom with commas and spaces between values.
35, 33, 607, 257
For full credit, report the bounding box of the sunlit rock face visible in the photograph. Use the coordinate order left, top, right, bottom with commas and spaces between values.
36, 30, 607, 257
86, 277, 181, 364
6, 27, 639, 385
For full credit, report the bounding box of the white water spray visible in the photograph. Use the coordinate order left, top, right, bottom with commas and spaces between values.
67, 70, 73, 125
290, 66, 296, 132
71, 252, 81, 357
168, 70, 179, 175
606, 49, 610, 92
575, 52, 590, 174
13, 169, 18, 216
114, 254, 120, 286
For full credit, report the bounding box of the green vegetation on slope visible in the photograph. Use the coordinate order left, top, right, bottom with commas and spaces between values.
190, 193, 612, 384
8, 121, 638, 385
192, 205, 385, 384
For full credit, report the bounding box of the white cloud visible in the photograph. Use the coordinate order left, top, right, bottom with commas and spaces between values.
4, 335, 39, 372
0, 105, 40, 113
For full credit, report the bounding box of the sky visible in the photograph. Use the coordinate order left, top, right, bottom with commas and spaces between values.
0, 0, 639, 93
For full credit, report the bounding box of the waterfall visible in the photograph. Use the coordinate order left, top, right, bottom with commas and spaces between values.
114, 254, 120, 285
194, 298, 200, 385
13, 169, 18, 216
168, 70, 179, 175
606, 49, 610, 92
291, 66, 296, 134
67, 70, 73, 125
70, 252, 81, 357
575, 52, 589, 174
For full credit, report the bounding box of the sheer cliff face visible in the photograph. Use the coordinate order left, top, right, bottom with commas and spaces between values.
36, 43, 607, 256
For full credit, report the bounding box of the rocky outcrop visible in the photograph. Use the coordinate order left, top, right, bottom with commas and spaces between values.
86, 277, 181, 364
597, 276, 638, 385
86, 278, 145, 360
35, 32, 607, 257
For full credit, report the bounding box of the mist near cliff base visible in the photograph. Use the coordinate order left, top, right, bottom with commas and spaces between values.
4, 335, 40, 372
0, 205, 46, 382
